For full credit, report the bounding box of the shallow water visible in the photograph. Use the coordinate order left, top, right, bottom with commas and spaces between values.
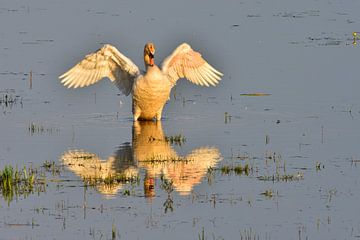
1, 0, 360, 239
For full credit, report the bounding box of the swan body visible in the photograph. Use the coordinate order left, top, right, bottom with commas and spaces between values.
59, 42, 223, 121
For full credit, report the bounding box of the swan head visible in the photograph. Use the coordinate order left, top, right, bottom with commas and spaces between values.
144, 42, 156, 67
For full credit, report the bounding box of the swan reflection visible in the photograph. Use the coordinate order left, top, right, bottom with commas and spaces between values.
61, 121, 221, 198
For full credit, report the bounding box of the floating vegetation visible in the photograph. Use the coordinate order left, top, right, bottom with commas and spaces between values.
148, 133, 186, 146
261, 189, 275, 198
258, 151, 304, 182
123, 189, 130, 196
212, 163, 252, 176
42, 160, 61, 175
224, 112, 232, 124
165, 134, 186, 146
160, 175, 174, 213
273, 10, 320, 18
0, 165, 46, 205
198, 227, 205, 240
112, 223, 117, 240
240, 93, 271, 97
353, 32, 357, 45
240, 227, 260, 240
258, 172, 304, 182
83, 173, 140, 188
160, 175, 174, 194
0, 93, 22, 109
316, 162, 324, 171
142, 154, 193, 163
28, 122, 60, 135
220, 165, 231, 174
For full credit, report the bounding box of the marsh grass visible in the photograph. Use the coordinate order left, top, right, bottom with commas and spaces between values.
148, 134, 186, 146
198, 227, 205, 240
259, 151, 304, 182
160, 175, 174, 213
142, 154, 193, 163
112, 223, 116, 240
257, 172, 304, 182
0, 165, 46, 205
165, 134, 186, 146
261, 189, 275, 198
83, 173, 140, 188
217, 163, 252, 176
42, 160, 61, 175
240, 227, 260, 240
0, 93, 21, 108
28, 122, 60, 135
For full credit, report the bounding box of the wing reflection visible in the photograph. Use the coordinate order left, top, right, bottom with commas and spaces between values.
61, 121, 221, 198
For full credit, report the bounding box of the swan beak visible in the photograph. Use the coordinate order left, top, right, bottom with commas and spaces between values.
149, 52, 155, 66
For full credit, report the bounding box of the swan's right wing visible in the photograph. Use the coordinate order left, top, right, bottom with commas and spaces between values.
161, 43, 223, 86
59, 44, 141, 96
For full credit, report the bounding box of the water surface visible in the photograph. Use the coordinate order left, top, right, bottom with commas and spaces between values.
0, 0, 360, 239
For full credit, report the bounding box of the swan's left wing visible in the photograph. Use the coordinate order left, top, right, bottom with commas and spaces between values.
161, 43, 223, 86
59, 44, 140, 96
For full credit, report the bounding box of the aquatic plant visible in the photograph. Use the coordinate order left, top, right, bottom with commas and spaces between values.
224, 112, 232, 124
28, 122, 60, 135
165, 134, 186, 146
143, 154, 193, 163
42, 160, 61, 175
261, 189, 274, 198
160, 175, 174, 213
240, 227, 259, 240
83, 173, 140, 188
198, 227, 205, 240
257, 172, 304, 182
0, 93, 21, 108
217, 163, 252, 176
112, 223, 116, 240
0, 165, 46, 205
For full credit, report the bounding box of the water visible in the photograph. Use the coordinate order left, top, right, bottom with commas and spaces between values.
0, 0, 359, 239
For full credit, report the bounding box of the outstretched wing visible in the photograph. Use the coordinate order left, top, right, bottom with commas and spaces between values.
59, 44, 141, 96
161, 43, 223, 86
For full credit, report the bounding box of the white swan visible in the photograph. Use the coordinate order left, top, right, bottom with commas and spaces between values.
59, 42, 223, 121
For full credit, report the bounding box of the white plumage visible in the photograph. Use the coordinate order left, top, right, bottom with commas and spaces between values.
59, 42, 223, 121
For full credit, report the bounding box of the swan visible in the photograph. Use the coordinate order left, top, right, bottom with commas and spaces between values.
59, 42, 223, 121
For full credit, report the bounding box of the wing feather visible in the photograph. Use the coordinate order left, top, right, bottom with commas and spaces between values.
161, 43, 223, 86
59, 44, 140, 96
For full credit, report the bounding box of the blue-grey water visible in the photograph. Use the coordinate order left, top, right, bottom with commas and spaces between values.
0, 0, 359, 239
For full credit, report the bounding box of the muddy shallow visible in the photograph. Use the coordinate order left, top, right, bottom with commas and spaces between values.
0, 0, 360, 239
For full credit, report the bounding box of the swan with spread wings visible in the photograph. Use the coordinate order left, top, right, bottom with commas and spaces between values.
59, 42, 223, 121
